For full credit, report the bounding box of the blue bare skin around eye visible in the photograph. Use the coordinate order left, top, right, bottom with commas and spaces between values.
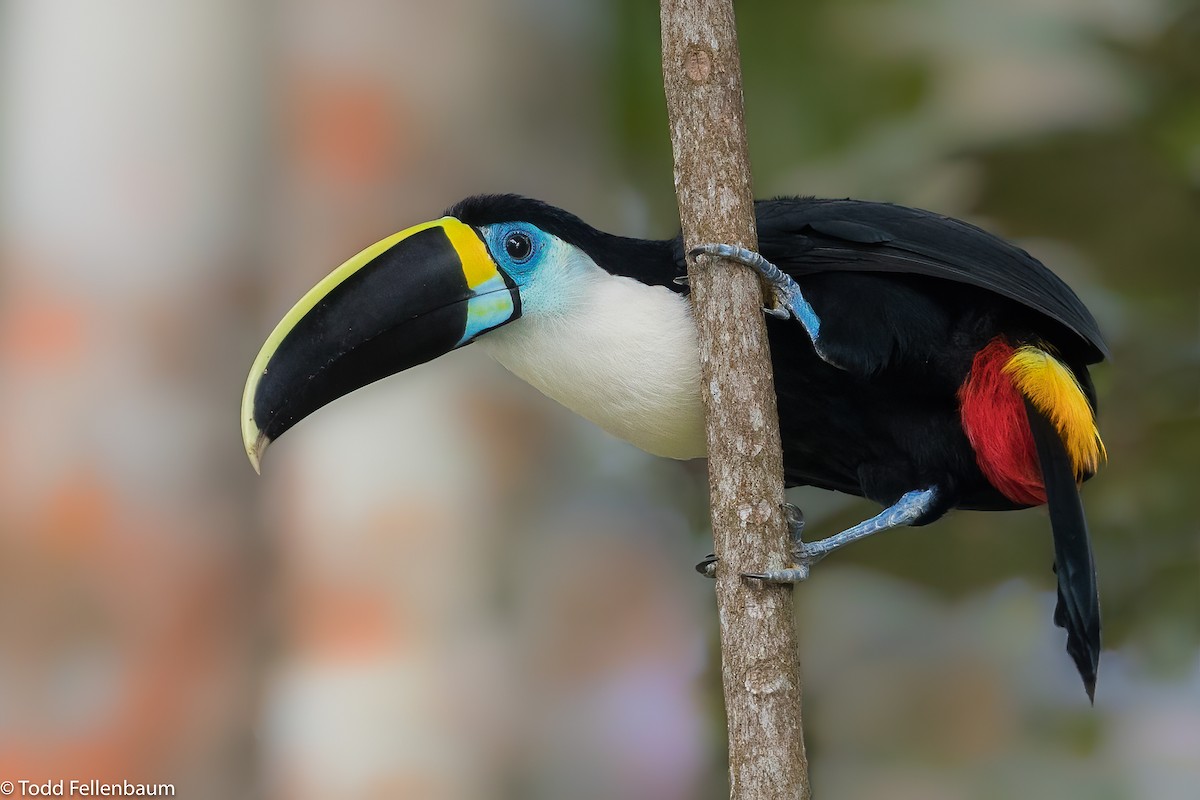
455, 224, 548, 346
481, 223, 544, 283
479, 223, 562, 316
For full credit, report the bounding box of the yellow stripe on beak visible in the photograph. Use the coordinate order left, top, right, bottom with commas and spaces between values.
443, 218, 503, 290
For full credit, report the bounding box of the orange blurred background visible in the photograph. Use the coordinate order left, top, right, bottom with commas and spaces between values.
2, 1, 1197, 798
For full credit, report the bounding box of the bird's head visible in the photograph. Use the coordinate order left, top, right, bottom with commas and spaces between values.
240, 195, 679, 471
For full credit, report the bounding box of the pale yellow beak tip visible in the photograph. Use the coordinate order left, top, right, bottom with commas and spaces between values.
246, 429, 269, 475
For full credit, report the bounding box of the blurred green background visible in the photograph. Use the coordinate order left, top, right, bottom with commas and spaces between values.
1, 1, 1197, 798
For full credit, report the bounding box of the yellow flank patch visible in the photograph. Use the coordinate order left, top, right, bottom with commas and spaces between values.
442, 218, 501, 290
1004, 346, 1106, 478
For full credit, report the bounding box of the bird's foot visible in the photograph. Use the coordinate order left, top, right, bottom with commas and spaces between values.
696, 503, 821, 583
752, 488, 939, 583
742, 503, 823, 583
705, 490, 938, 584
689, 243, 822, 341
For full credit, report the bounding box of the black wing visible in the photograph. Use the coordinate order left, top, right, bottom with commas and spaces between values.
753, 197, 1109, 364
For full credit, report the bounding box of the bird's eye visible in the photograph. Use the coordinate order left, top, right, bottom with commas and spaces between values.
504, 231, 534, 262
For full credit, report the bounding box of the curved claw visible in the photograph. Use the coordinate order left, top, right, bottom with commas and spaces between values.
695, 553, 718, 579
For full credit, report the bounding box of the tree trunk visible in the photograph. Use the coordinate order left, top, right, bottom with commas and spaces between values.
660, 2, 811, 798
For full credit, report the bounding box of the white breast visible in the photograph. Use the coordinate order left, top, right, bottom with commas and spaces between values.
477, 249, 706, 460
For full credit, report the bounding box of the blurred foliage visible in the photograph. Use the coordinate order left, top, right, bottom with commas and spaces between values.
608, 0, 1200, 675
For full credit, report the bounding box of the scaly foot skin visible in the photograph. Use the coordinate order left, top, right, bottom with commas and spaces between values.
746, 488, 939, 585
696, 490, 940, 585
742, 503, 818, 583
695, 503, 811, 581
690, 243, 823, 345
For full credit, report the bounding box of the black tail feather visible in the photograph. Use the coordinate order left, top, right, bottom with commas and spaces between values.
1025, 398, 1101, 701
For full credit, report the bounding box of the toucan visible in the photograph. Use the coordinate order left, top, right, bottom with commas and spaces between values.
241, 194, 1106, 699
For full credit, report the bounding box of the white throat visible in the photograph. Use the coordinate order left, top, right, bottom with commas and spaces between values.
477, 247, 705, 460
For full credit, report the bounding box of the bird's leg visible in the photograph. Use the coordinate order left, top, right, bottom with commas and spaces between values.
690, 243, 821, 346
744, 488, 938, 583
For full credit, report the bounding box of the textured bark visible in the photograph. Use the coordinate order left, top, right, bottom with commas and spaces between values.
660, 2, 811, 798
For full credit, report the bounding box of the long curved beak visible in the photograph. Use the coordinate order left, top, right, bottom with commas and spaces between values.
241, 217, 519, 472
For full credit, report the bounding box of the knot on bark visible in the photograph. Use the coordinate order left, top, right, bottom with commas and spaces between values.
684, 46, 712, 83
744, 661, 792, 697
